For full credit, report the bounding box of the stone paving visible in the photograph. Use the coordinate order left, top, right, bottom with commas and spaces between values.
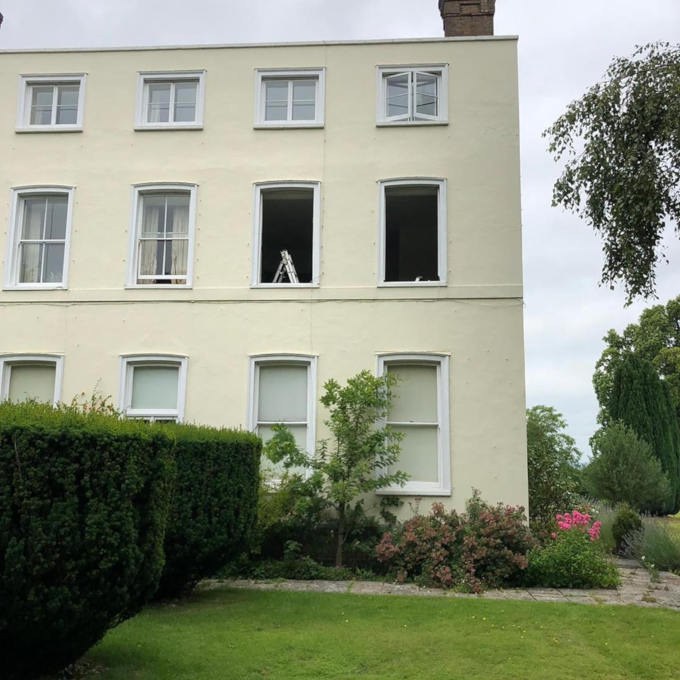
205, 560, 680, 611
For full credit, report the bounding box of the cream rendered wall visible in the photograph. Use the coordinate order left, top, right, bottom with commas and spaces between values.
0, 37, 527, 514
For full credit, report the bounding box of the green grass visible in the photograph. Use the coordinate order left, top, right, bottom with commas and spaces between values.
79, 587, 680, 680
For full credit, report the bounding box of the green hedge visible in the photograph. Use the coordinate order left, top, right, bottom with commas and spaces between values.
0, 402, 175, 680
155, 424, 261, 598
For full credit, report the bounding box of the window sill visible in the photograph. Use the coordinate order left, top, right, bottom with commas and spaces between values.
134, 123, 204, 131
254, 122, 324, 130
3, 284, 67, 290
376, 120, 448, 128
251, 283, 320, 289
125, 284, 193, 290
378, 281, 447, 288
15, 126, 83, 133
376, 485, 451, 497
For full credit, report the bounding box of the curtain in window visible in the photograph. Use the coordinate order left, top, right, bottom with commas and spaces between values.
8, 364, 56, 403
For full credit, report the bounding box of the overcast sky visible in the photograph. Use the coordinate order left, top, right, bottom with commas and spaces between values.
1, 0, 679, 456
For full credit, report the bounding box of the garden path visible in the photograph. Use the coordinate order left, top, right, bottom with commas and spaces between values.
209, 561, 680, 611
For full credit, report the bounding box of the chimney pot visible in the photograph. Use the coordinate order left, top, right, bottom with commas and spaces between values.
439, 0, 496, 37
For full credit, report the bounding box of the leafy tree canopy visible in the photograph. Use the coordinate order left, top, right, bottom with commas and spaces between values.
545, 42, 680, 303
594, 294, 680, 424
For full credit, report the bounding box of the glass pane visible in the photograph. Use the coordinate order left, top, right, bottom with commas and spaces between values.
131, 365, 179, 410
141, 195, 166, 237
8, 364, 55, 403
147, 83, 171, 123
173, 81, 197, 122
259, 424, 308, 478
44, 196, 68, 240
258, 364, 308, 422
415, 73, 438, 117
19, 243, 42, 283
264, 80, 289, 121
292, 80, 316, 120
43, 244, 64, 283
56, 85, 79, 124
394, 425, 439, 483
139, 240, 162, 276
388, 364, 438, 423
22, 198, 46, 240
386, 73, 409, 118
165, 194, 190, 235
30, 86, 53, 125
167, 239, 188, 276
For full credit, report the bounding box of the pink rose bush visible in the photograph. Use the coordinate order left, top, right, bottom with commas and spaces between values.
555, 510, 602, 542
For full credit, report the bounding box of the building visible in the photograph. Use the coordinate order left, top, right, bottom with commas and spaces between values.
0, 0, 527, 514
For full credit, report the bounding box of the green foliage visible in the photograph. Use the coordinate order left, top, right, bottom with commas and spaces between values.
264, 370, 408, 567
607, 356, 680, 511
594, 295, 680, 425
625, 518, 680, 574
376, 492, 533, 593
0, 401, 175, 680
526, 406, 581, 526
584, 422, 672, 513
611, 504, 643, 555
524, 529, 620, 589
155, 425, 261, 598
545, 42, 680, 303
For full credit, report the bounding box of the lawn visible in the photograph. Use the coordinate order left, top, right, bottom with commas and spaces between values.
80, 587, 680, 680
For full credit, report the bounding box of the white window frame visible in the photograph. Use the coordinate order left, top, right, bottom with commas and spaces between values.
0, 354, 64, 406
377, 353, 451, 496
135, 71, 206, 130
378, 178, 447, 287
119, 354, 188, 422
254, 68, 325, 128
376, 65, 448, 126
16, 74, 86, 132
247, 354, 317, 464
126, 183, 197, 289
251, 181, 321, 288
4, 186, 75, 290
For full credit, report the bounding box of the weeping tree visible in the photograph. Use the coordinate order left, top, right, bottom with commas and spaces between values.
545, 42, 680, 304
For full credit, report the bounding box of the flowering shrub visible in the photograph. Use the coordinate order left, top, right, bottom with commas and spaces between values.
524, 510, 619, 589
555, 510, 602, 541
376, 491, 533, 593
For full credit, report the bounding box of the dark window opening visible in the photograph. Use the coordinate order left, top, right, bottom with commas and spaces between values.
260, 189, 314, 283
385, 186, 439, 282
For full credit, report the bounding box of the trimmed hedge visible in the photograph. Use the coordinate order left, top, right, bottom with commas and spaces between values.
0, 401, 175, 680
155, 424, 261, 598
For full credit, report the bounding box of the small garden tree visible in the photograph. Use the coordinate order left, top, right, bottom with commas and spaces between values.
264, 370, 407, 567
584, 422, 671, 513
526, 405, 581, 526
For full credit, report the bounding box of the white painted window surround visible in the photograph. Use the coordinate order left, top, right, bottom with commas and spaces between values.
378, 178, 447, 287
4, 186, 75, 291
119, 354, 188, 422
254, 68, 325, 128
135, 71, 206, 130
16, 74, 86, 132
0, 354, 64, 406
251, 181, 321, 288
247, 354, 317, 476
126, 183, 197, 288
376, 65, 448, 126
377, 353, 451, 496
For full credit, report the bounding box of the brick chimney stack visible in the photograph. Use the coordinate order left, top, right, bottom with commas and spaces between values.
439, 0, 496, 37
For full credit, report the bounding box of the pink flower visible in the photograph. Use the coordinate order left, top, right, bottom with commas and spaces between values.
551, 532, 557, 539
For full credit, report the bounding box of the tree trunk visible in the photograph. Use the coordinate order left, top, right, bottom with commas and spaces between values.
335, 503, 346, 568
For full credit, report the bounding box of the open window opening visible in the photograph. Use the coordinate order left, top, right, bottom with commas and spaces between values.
385, 185, 439, 283
259, 187, 315, 284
